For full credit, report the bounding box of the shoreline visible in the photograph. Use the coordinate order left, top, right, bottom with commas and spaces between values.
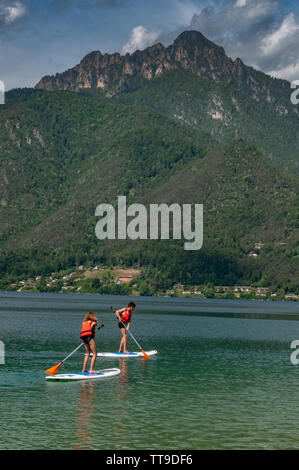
1, 290, 298, 318
1, 287, 298, 303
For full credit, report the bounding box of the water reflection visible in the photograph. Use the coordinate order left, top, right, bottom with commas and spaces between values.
108, 359, 130, 447
118, 358, 129, 388
72, 381, 96, 450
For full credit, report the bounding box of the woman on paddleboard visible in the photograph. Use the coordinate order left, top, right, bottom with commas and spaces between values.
80, 312, 98, 373
115, 302, 136, 353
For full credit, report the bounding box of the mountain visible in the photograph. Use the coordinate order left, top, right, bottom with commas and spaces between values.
36, 30, 288, 102
0, 89, 211, 270
35, 31, 299, 174
0, 89, 298, 292
0, 31, 298, 293
116, 69, 299, 174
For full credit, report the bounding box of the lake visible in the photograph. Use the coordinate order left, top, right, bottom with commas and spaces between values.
0, 291, 299, 450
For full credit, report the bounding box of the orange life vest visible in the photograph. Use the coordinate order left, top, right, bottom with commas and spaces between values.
80, 320, 93, 338
121, 308, 132, 323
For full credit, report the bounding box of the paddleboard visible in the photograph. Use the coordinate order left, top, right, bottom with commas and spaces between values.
96, 350, 158, 358
46, 368, 120, 382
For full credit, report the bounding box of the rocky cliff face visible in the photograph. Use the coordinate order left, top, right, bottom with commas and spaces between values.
35, 30, 289, 102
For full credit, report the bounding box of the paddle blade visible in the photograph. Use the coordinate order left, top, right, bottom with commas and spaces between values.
141, 350, 151, 360
45, 362, 63, 375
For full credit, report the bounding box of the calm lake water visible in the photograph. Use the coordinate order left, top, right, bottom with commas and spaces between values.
0, 291, 299, 450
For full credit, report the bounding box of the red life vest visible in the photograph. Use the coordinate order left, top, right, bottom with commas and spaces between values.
80, 320, 93, 338
121, 308, 132, 323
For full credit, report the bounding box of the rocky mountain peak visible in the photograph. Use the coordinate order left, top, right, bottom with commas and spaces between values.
174, 30, 225, 54
35, 30, 288, 102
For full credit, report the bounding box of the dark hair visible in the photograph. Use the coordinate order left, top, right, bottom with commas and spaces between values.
128, 301, 136, 308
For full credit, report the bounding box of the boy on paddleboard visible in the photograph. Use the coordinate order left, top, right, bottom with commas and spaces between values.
115, 302, 136, 353
80, 312, 98, 373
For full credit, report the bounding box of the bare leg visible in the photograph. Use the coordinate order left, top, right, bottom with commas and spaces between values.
89, 339, 97, 373
119, 328, 128, 352
121, 328, 129, 353
123, 332, 129, 353
82, 342, 90, 372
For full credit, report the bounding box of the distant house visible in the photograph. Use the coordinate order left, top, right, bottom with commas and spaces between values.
175, 283, 184, 290
234, 286, 253, 293
256, 288, 270, 296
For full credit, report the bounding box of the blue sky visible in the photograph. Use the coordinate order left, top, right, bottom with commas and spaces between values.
1, 0, 299, 90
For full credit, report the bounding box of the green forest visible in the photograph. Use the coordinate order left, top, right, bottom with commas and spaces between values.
0, 77, 298, 296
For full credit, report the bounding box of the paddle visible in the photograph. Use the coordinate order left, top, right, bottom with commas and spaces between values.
110, 306, 150, 359
45, 324, 104, 375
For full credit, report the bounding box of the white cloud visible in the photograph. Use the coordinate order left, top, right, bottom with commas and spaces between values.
121, 25, 161, 55
172, 0, 202, 26
189, 0, 277, 47
269, 62, 299, 83
0, 1, 26, 26
261, 13, 299, 55
167, 0, 299, 82
235, 0, 247, 7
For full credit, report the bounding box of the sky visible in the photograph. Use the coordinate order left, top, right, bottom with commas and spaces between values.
1, 0, 299, 90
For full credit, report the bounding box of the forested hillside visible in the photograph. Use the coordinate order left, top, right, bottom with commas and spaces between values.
0, 89, 298, 293
0, 31, 298, 295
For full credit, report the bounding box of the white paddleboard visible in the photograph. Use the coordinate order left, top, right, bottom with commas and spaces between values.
96, 350, 158, 358
46, 368, 120, 381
